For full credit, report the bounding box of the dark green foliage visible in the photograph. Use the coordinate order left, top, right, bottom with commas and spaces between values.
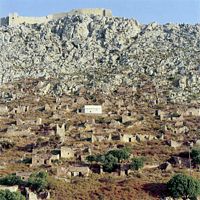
102, 154, 118, 172
191, 148, 200, 165
106, 148, 130, 162
167, 174, 200, 199
0, 175, 22, 186
20, 157, 32, 164
130, 157, 144, 170
28, 171, 48, 192
193, 155, 200, 165
86, 148, 130, 172
86, 155, 98, 163
0, 189, 25, 200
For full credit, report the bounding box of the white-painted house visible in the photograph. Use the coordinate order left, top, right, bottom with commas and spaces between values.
82, 105, 102, 114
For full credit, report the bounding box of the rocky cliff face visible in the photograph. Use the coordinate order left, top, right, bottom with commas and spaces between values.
0, 14, 200, 102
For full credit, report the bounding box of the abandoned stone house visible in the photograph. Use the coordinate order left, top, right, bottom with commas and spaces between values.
136, 134, 157, 142
0, 104, 9, 115
55, 165, 91, 178
16, 117, 42, 126
66, 166, 91, 177
12, 105, 29, 114
31, 154, 49, 167
183, 107, 200, 117
119, 133, 137, 143
5, 126, 32, 137
168, 140, 182, 148
121, 115, 135, 124
91, 133, 112, 143
60, 146, 75, 159
15, 171, 32, 181
155, 110, 165, 120
173, 126, 189, 134
118, 164, 130, 176
31, 153, 59, 167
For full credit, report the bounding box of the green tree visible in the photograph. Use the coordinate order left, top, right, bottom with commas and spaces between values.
0, 175, 22, 186
130, 157, 144, 170
167, 174, 200, 200
28, 171, 48, 192
102, 154, 118, 172
106, 148, 130, 163
85, 147, 130, 173
0, 189, 25, 200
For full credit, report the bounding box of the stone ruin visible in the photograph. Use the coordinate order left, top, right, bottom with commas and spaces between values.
0, 8, 112, 26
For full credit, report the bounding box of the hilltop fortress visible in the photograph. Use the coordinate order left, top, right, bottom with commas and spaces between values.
0, 8, 112, 26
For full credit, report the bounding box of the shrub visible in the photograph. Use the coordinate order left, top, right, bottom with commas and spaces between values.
86, 147, 130, 172
130, 157, 144, 171
102, 154, 118, 172
0, 189, 25, 200
106, 148, 130, 162
86, 155, 97, 163
20, 157, 32, 164
191, 148, 200, 165
0, 175, 22, 186
28, 171, 48, 192
167, 174, 200, 199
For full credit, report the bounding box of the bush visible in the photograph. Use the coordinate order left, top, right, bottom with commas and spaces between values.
86, 147, 130, 172
191, 148, 200, 165
0, 189, 25, 200
28, 171, 48, 192
0, 175, 23, 186
130, 157, 144, 171
102, 154, 118, 172
106, 148, 130, 163
167, 174, 200, 199
86, 155, 97, 163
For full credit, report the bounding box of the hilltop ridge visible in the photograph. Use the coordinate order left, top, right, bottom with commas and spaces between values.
0, 13, 200, 103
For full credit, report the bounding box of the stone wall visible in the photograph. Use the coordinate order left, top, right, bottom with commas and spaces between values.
8, 13, 53, 26
52, 12, 69, 20
68, 8, 112, 17
0, 8, 112, 26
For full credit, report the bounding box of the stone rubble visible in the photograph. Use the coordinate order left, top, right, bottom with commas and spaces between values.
0, 15, 199, 102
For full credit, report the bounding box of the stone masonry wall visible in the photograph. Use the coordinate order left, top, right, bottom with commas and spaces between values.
1, 8, 112, 26
8, 13, 53, 26
68, 8, 112, 17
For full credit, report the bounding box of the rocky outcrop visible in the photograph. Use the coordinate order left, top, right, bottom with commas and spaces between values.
0, 14, 199, 102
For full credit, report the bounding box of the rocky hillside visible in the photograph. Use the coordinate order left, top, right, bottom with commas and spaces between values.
0, 14, 200, 102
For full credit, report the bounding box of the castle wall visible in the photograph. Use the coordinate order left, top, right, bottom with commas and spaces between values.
8, 13, 53, 26
52, 12, 69, 20
68, 8, 112, 17
0, 8, 112, 26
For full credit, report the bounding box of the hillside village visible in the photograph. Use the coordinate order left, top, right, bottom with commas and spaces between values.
0, 8, 200, 200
